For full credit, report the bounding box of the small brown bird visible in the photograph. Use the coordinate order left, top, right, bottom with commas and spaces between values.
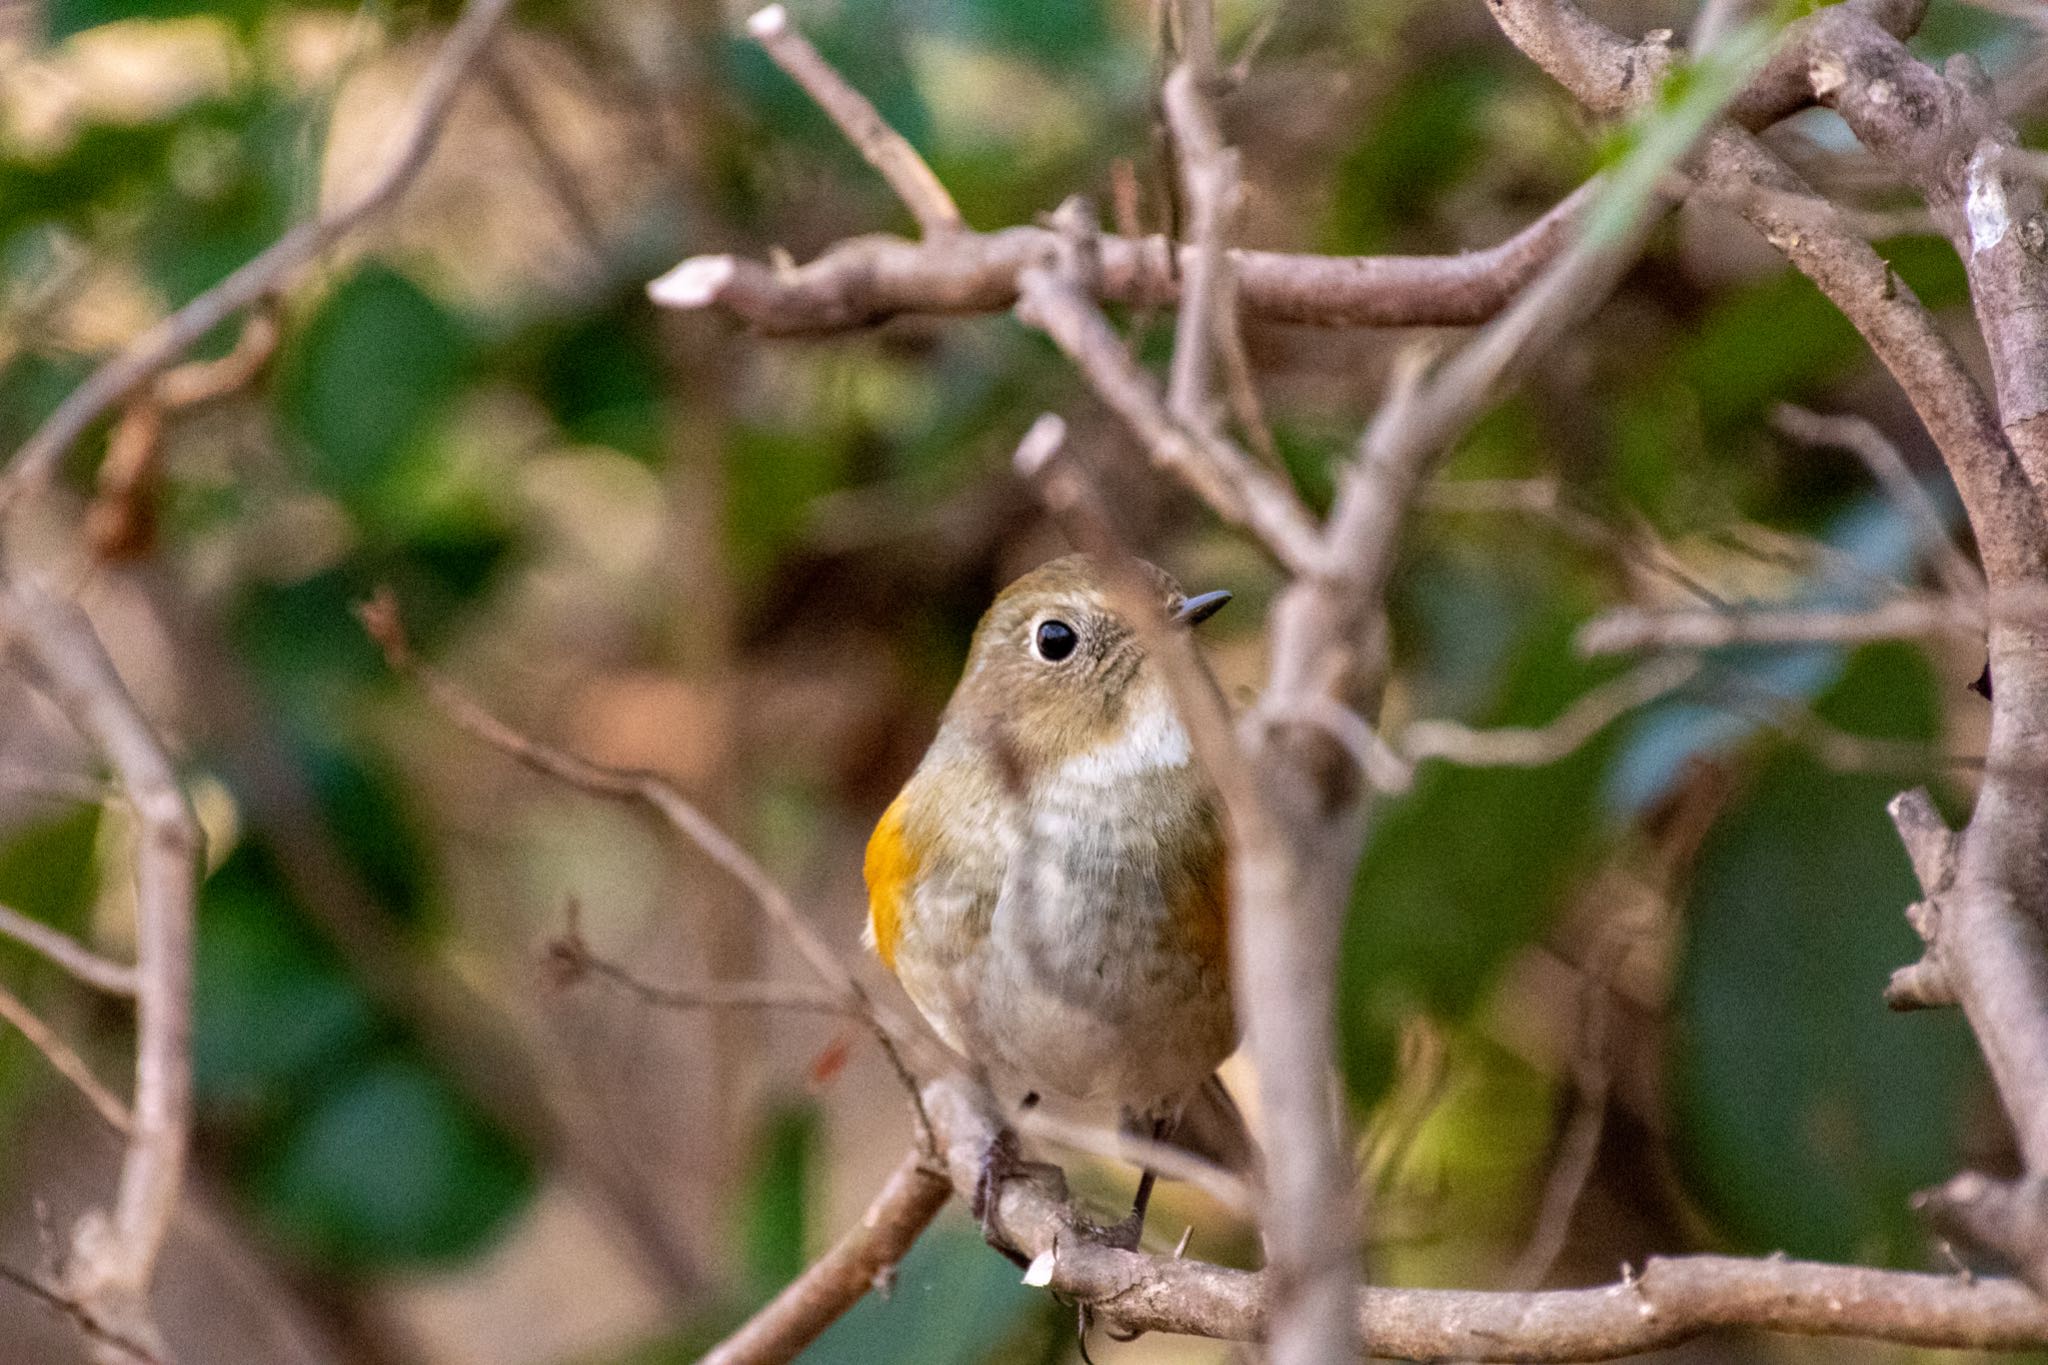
864, 554, 1250, 1245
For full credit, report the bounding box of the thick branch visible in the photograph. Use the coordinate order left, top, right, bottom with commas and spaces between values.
923, 1073, 2048, 1357
649, 180, 1597, 334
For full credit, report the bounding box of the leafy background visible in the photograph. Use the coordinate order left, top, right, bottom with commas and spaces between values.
0, 0, 2039, 1360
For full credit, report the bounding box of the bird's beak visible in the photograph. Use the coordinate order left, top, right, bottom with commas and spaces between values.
1173, 590, 1232, 627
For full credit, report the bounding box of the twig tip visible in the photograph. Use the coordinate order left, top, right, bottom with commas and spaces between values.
747, 4, 789, 39
649, 255, 738, 309
353, 586, 411, 670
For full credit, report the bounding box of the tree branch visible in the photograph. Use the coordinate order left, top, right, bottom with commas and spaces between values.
647, 181, 1598, 334
0, 899, 138, 997
0, 575, 201, 1363
698, 1147, 952, 1365
922, 1071, 2048, 1357
741, 5, 963, 236
0, 978, 133, 1134
0, 0, 515, 516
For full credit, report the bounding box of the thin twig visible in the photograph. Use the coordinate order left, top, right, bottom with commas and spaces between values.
1013, 1103, 1258, 1221
1399, 656, 1699, 769
1577, 596, 1977, 654
545, 902, 854, 1017
0, 980, 133, 1134
0, 1264, 163, 1365
1503, 937, 1625, 1290
0, 0, 515, 515
355, 591, 941, 1133
743, 4, 962, 236
1772, 404, 1984, 602
0, 902, 137, 997
1014, 258, 1322, 575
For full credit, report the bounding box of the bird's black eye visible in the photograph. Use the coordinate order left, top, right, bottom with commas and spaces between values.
1034, 619, 1078, 662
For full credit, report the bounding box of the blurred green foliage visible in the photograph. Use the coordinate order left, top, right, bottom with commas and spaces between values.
0, 0, 2038, 1357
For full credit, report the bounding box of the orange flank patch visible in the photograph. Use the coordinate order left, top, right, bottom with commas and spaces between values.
1169, 836, 1231, 975
864, 792, 919, 973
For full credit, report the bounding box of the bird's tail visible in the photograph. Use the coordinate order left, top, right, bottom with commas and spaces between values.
1153, 1072, 1258, 1177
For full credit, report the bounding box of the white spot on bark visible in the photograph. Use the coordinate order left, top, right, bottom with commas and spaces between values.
1967, 144, 2011, 256
1809, 56, 1846, 99
1023, 1248, 1057, 1286
647, 255, 737, 308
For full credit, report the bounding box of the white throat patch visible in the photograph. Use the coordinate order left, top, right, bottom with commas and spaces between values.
1054, 696, 1192, 788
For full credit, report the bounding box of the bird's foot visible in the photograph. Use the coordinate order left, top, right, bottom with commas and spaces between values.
973, 1127, 1062, 1267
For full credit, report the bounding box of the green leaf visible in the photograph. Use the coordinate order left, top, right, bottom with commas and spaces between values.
1671, 643, 1980, 1264
741, 1102, 819, 1294
0, 803, 100, 938
246, 1052, 533, 1268
1324, 56, 1499, 255
947, 0, 1109, 66
799, 1218, 1059, 1364
193, 845, 381, 1113
528, 301, 665, 464
1340, 580, 1615, 1104
45, 0, 264, 38
282, 266, 470, 508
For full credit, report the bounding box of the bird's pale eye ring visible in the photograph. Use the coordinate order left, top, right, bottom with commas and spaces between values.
1033, 618, 1078, 663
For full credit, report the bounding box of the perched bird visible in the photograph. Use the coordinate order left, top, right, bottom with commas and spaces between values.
865, 553, 1250, 1246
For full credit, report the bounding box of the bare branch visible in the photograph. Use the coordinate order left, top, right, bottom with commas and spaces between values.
1399, 656, 1698, 769
1504, 937, 1625, 1291
1012, 1105, 1257, 1220
921, 1072, 2048, 1356
0, 979, 133, 1134
0, 0, 515, 516
1577, 596, 1977, 654
85, 304, 281, 561
1772, 404, 1985, 602
0, 901, 138, 997
355, 591, 943, 1091
698, 1147, 951, 1365
0, 1264, 165, 1365
0, 575, 201, 1361
648, 180, 1598, 334
544, 902, 854, 1017
741, 4, 962, 237
1162, 65, 1235, 432
1013, 258, 1324, 576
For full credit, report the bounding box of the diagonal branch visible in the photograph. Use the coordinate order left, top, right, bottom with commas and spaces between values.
0, 0, 515, 517
0, 979, 133, 1135
698, 1147, 952, 1365
0, 900, 138, 997
742, 4, 962, 236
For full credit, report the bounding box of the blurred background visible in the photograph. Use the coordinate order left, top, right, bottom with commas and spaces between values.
0, 0, 2043, 1360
